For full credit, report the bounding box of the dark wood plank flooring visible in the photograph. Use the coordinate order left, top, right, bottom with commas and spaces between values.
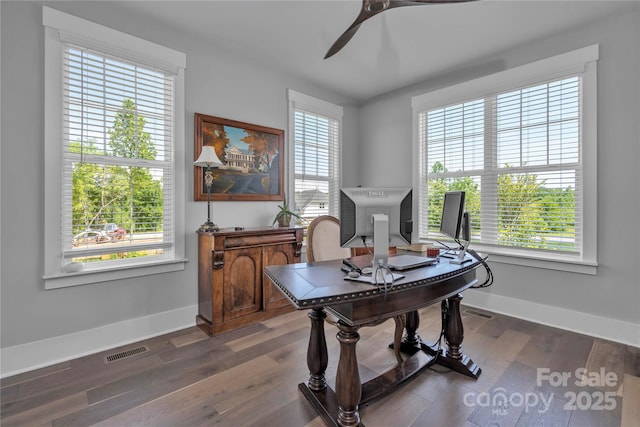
1, 305, 639, 427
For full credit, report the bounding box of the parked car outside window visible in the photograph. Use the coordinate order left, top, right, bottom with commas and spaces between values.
102, 223, 126, 240
72, 230, 110, 247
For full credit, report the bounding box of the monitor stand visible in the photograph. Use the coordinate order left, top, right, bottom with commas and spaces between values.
450, 239, 472, 265
371, 213, 389, 273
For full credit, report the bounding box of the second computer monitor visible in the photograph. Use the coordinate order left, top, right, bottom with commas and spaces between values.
440, 191, 466, 241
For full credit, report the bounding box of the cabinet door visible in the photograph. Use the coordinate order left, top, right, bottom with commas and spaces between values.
263, 244, 295, 309
223, 247, 263, 321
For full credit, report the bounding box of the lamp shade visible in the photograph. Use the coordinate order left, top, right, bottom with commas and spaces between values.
194, 146, 223, 168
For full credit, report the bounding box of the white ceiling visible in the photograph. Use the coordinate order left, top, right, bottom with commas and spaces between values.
113, 0, 633, 102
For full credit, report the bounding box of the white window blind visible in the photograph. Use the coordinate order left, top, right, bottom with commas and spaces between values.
293, 110, 340, 219
288, 90, 342, 223
420, 76, 581, 254
412, 45, 598, 271
62, 45, 175, 264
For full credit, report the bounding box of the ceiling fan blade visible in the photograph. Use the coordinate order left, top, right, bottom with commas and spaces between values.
324, 23, 364, 59
324, 0, 477, 59
394, 0, 478, 4
324, 1, 390, 59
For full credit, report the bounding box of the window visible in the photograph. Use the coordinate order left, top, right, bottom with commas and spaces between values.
43, 7, 187, 288
412, 46, 598, 274
287, 90, 343, 222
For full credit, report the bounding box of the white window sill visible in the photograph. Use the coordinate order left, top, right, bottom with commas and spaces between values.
43, 258, 188, 289
468, 244, 597, 275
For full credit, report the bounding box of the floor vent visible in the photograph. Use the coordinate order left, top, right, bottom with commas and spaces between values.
103, 345, 149, 364
464, 309, 493, 319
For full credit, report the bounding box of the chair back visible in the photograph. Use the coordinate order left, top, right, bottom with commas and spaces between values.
306, 215, 352, 262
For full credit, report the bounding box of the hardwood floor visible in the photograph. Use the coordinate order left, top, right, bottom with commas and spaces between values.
1, 305, 639, 427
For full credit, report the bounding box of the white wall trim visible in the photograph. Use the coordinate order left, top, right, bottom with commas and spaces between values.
43, 6, 186, 74
0, 305, 197, 379
287, 88, 344, 120
2, 294, 637, 378
411, 44, 599, 110
462, 290, 640, 348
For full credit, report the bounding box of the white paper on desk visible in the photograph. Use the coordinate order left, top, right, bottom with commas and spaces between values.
344, 272, 404, 284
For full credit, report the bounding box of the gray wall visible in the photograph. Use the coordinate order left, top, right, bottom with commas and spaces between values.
359, 6, 640, 325
0, 1, 359, 348
1, 0, 638, 357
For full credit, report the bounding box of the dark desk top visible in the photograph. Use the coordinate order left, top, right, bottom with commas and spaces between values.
264, 255, 483, 311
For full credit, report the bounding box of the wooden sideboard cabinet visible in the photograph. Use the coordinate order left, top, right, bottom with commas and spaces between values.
196, 227, 303, 336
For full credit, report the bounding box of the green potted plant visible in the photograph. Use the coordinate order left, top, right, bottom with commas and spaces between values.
272, 196, 303, 227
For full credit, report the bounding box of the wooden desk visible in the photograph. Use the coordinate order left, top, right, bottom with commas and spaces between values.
265, 255, 483, 427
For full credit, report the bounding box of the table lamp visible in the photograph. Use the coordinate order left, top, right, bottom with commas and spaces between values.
194, 146, 223, 232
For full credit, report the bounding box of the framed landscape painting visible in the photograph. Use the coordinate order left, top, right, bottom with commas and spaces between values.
194, 113, 284, 202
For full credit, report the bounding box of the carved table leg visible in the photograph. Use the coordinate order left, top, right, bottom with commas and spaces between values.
444, 294, 464, 359
404, 310, 421, 345
307, 308, 328, 391
435, 293, 481, 378
335, 321, 361, 427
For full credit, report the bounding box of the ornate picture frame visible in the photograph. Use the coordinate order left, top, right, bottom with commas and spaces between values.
194, 113, 284, 202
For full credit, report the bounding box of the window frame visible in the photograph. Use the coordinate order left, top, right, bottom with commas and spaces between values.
43, 6, 187, 288
287, 89, 343, 221
412, 45, 599, 274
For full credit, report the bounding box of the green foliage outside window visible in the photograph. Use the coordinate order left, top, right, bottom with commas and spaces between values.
71, 99, 163, 235
428, 162, 576, 251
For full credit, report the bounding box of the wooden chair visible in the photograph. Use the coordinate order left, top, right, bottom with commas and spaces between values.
306, 215, 351, 262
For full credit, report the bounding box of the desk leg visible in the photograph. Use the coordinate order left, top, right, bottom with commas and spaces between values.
307, 308, 328, 391
335, 321, 361, 427
435, 293, 481, 379
444, 294, 463, 359
405, 310, 423, 349
392, 310, 422, 355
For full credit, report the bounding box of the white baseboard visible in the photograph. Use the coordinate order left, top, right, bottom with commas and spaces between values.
2, 295, 638, 379
462, 290, 640, 348
0, 304, 197, 379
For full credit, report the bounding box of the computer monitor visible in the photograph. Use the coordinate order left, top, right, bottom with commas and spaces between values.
439, 191, 466, 240
340, 187, 413, 269
439, 191, 471, 264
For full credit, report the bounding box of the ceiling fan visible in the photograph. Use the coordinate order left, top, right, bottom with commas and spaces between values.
325, 0, 477, 59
